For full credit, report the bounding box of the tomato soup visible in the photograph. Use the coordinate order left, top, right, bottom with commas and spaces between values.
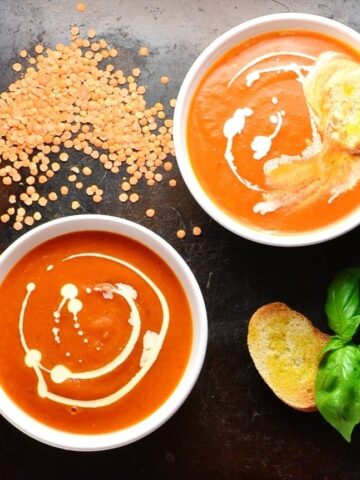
0, 232, 193, 434
187, 31, 360, 233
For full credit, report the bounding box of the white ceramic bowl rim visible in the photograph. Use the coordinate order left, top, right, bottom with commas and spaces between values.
0, 215, 208, 451
174, 13, 360, 247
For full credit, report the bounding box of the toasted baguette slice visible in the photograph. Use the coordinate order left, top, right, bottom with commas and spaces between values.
303, 51, 360, 153
247, 302, 329, 412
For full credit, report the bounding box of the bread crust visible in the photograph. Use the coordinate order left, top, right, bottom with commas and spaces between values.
248, 302, 330, 412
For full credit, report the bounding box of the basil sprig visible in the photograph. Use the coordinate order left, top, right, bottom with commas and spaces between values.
316, 268, 360, 441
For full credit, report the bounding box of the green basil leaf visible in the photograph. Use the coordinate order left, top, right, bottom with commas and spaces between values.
325, 268, 360, 339
341, 315, 360, 343
321, 336, 344, 356
316, 344, 360, 442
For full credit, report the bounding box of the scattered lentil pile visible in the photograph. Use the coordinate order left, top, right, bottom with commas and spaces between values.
0, 27, 178, 230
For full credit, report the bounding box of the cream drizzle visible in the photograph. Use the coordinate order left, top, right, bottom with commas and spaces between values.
228, 51, 316, 87
223, 108, 262, 192
250, 111, 284, 160
245, 63, 312, 87
328, 161, 360, 204
50, 282, 142, 384
52, 285, 89, 344
252, 105, 324, 215
262, 107, 322, 176
222, 50, 325, 214
19, 253, 170, 409
224, 107, 253, 162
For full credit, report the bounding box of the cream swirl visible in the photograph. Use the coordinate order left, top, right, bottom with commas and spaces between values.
19, 252, 169, 409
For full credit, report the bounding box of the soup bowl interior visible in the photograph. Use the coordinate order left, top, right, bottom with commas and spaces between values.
173, 13, 360, 247
0, 215, 208, 451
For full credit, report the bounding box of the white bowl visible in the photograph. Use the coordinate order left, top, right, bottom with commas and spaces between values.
0, 215, 208, 451
174, 13, 360, 247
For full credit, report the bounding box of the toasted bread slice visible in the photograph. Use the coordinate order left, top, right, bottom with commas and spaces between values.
303, 51, 360, 153
247, 302, 329, 412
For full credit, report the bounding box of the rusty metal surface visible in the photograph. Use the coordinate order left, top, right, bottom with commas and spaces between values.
0, 1, 360, 479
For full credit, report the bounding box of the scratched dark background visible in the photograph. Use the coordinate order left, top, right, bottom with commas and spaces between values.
0, 0, 360, 479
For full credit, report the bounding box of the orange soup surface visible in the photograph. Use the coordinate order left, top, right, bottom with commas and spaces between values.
0, 232, 193, 434
188, 31, 360, 233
